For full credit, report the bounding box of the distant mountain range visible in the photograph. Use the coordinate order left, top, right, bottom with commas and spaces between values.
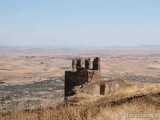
0, 45, 160, 50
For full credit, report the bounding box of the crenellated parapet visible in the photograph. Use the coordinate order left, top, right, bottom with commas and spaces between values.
71, 57, 100, 71
65, 57, 101, 97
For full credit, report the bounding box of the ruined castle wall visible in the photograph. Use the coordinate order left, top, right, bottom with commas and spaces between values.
65, 57, 101, 97
65, 71, 77, 96
65, 69, 87, 96
86, 70, 100, 82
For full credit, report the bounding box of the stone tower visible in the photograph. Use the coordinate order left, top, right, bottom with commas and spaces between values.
65, 57, 101, 97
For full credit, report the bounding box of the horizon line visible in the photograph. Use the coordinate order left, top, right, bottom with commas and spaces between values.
1, 45, 160, 49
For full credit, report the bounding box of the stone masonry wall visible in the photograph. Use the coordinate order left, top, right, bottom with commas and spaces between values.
65, 57, 100, 97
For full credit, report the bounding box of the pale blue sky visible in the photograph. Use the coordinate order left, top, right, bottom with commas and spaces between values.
0, 0, 160, 47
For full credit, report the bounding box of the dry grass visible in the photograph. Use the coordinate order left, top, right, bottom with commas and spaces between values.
1, 96, 160, 120
0, 105, 96, 120
1, 83, 160, 120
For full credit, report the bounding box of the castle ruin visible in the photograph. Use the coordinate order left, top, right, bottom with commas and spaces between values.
65, 57, 100, 97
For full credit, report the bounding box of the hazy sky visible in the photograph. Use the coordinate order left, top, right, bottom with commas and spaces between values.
0, 0, 160, 47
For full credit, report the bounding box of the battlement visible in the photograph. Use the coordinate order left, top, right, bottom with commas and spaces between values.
65, 57, 100, 97
72, 57, 100, 71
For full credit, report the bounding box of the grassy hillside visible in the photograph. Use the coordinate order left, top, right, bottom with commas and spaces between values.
1, 82, 160, 120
